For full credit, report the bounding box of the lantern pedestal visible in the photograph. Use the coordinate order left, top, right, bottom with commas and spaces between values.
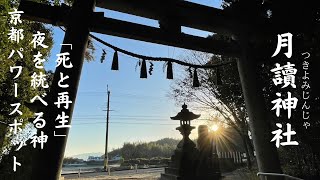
161, 124, 199, 180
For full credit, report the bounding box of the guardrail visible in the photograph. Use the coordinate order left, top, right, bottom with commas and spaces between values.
257, 172, 303, 180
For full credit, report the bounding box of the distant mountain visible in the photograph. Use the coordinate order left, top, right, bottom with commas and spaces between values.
108, 138, 180, 159
154, 138, 180, 146
69, 152, 104, 161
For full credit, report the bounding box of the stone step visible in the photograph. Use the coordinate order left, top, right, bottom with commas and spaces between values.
160, 173, 179, 180
165, 167, 179, 175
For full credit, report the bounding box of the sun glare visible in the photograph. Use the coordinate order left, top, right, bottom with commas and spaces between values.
211, 124, 219, 132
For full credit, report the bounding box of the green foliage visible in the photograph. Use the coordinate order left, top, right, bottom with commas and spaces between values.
0, 138, 34, 179
171, 1, 320, 175
108, 138, 180, 160
0, 0, 95, 153
63, 157, 84, 164
279, 144, 320, 178
121, 157, 170, 166
169, 51, 254, 168
0, 0, 53, 152
220, 0, 320, 177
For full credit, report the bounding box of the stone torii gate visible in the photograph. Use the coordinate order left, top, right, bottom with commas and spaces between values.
18, 0, 282, 179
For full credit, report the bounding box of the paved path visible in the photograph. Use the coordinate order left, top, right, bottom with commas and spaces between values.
221, 170, 258, 180
62, 167, 258, 180
62, 167, 163, 180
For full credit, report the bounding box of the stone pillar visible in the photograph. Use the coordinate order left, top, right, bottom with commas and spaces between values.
31, 0, 95, 179
237, 35, 282, 179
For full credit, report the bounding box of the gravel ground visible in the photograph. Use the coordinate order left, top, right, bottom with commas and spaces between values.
62, 167, 259, 180
64, 174, 160, 180
62, 168, 163, 180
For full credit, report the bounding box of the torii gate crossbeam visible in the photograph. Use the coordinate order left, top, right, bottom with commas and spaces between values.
18, 0, 240, 57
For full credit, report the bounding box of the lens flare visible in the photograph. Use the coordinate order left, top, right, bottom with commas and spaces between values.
211, 124, 219, 132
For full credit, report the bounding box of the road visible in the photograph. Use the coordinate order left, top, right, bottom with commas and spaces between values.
62, 167, 164, 180
62, 167, 259, 180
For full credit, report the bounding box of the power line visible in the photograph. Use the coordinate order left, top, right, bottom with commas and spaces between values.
78, 91, 164, 96
72, 114, 212, 119
72, 114, 213, 120
72, 114, 171, 118
77, 91, 170, 100
71, 117, 208, 125
72, 117, 211, 121
71, 122, 178, 126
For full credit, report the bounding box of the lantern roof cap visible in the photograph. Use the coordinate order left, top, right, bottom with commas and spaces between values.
171, 103, 200, 121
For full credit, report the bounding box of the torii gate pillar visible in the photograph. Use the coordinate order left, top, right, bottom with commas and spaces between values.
30, 0, 95, 179
237, 36, 282, 180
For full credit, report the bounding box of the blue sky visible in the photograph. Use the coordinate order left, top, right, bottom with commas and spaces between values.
45, 0, 222, 157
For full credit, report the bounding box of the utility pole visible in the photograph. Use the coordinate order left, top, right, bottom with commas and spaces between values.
104, 86, 111, 172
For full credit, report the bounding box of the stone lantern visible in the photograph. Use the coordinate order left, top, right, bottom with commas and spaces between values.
170, 103, 200, 155
161, 104, 200, 180
171, 104, 200, 125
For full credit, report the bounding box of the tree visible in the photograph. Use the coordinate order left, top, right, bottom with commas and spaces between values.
63, 157, 83, 164
221, 0, 320, 177
0, 0, 53, 153
0, 0, 97, 153
170, 51, 254, 169
170, 0, 320, 177
115, 138, 179, 160
0, 1, 96, 179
